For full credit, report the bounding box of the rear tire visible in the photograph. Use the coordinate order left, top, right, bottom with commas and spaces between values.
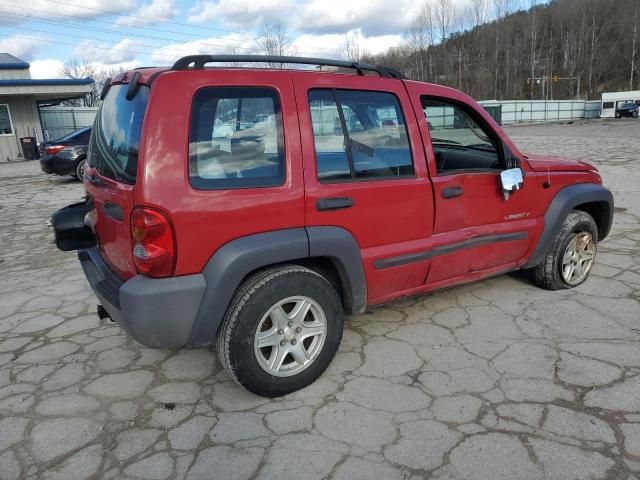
217, 265, 344, 397
532, 210, 598, 290
73, 158, 86, 181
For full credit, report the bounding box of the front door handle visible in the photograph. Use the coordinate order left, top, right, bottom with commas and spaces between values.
316, 197, 355, 211
442, 186, 463, 199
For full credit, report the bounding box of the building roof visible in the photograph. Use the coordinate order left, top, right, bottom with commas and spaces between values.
0, 53, 30, 70
0, 78, 94, 87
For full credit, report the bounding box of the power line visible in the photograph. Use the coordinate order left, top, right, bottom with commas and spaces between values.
0, 13, 345, 59
0, 0, 347, 55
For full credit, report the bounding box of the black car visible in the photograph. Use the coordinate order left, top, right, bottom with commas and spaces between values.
615, 102, 639, 118
40, 126, 91, 180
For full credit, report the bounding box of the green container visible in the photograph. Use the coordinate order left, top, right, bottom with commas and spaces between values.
482, 105, 502, 125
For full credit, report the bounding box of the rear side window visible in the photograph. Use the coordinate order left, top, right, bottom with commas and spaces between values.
189, 87, 284, 190
309, 89, 414, 182
91, 84, 149, 184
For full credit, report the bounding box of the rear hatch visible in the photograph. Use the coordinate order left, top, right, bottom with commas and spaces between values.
84, 82, 150, 280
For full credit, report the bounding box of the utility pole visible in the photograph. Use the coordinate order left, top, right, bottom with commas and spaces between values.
631, 6, 638, 91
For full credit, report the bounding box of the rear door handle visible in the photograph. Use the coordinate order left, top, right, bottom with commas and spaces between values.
316, 197, 355, 211
442, 186, 463, 199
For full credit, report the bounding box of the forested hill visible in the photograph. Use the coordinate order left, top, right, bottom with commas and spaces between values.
368, 0, 639, 101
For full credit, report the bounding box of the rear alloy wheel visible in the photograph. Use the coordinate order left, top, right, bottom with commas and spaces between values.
74, 158, 87, 180
532, 210, 598, 290
217, 265, 343, 397
254, 296, 327, 377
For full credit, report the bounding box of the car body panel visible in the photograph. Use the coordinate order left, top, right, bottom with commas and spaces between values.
49, 64, 614, 348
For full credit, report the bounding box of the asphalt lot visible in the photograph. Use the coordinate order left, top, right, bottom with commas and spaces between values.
1, 119, 639, 480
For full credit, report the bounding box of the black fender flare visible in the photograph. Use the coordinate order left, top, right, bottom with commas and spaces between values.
524, 183, 613, 268
186, 227, 366, 347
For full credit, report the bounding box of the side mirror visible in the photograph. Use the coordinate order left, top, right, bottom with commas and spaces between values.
500, 168, 524, 200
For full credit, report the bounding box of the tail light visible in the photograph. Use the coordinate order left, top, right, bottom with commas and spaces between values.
130, 207, 176, 278
46, 145, 65, 155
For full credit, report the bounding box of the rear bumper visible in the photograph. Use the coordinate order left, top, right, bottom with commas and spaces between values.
79, 247, 207, 348
40, 155, 75, 176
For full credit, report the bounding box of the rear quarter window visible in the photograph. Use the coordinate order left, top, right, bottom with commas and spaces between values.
188, 87, 285, 190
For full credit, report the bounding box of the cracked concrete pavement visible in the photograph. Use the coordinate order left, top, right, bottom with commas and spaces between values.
0, 119, 639, 479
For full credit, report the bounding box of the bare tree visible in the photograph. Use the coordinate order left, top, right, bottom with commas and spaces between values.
405, 2, 436, 81
60, 59, 127, 107
255, 24, 296, 68
342, 30, 370, 63
435, 0, 453, 43
59, 59, 99, 107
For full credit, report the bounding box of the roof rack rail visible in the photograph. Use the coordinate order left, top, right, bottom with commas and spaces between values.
170, 55, 406, 79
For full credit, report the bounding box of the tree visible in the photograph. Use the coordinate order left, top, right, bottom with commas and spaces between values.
59, 59, 99, 107
59, 59, 127, 107
254, 24, 296, 68
341, 30, 370, 63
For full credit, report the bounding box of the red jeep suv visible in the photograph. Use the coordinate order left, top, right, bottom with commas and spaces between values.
53, 55, 613, 397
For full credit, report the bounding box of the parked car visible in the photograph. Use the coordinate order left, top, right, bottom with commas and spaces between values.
40, 126, 91, 180
52, 55, 614, 397
615, 102, 639, 118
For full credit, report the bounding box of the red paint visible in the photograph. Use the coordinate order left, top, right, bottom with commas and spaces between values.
85, 66, 605, 306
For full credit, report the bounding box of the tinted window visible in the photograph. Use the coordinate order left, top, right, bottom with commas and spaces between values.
423, 98, 501, 174
56, 127, 91, 143
309, 89, 414, 182
189, 87, 284, 190
0, 104, 13, 135
602, 102, 614, 109
91, 84, 148, 184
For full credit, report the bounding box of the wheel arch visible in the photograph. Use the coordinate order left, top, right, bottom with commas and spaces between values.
524, 183, 613, 269
186, 227, 366, 347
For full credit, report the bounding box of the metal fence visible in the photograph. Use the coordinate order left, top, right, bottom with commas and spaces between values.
478, 100, 601, 124
40, 107, 98, 141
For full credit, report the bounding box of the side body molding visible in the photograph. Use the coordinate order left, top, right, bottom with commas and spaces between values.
186, 227, 367, 347
307, 226, 367, 315
524, 183, 614, 269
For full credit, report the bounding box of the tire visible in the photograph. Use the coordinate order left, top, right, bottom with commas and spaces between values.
73, 158, 86, 180
217, 265, 344, 397
532, 210, 598, 290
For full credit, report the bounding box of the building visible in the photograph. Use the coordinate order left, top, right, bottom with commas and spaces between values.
0, 53, 94, 161
600, 90, 640, 118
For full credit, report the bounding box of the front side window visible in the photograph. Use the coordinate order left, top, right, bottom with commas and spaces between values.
189, 87, 284, 189
423, 98, 501, 174
0, 104, 13, 135
309, 89, 414, 182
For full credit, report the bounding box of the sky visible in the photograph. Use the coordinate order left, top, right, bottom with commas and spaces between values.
0, 0, 473, 79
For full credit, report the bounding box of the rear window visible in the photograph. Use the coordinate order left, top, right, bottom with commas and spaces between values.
54, 126, 91, 143
188, 87, 284, 190
90, 84, 149, 184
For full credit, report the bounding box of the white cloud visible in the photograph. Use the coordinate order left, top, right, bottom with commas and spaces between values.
150, 33, 255, 64
29, 59, 65, 79
0, 35, 48, 61
294, 0, 421, 35
148, 28, 403, 65
293, 30, 403, 58
116, 0, 177, 26
188, 0, 295, 28
30, 58, 140, 79
0, 0, 137, 22
74, 38, 140, 65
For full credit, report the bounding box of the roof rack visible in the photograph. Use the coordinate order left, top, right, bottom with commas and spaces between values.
170, 55, 406, 79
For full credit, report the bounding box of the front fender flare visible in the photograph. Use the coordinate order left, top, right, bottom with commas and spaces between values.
524, 183, 613, 268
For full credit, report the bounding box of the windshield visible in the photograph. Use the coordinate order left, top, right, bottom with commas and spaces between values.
89, 84, 149, 184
